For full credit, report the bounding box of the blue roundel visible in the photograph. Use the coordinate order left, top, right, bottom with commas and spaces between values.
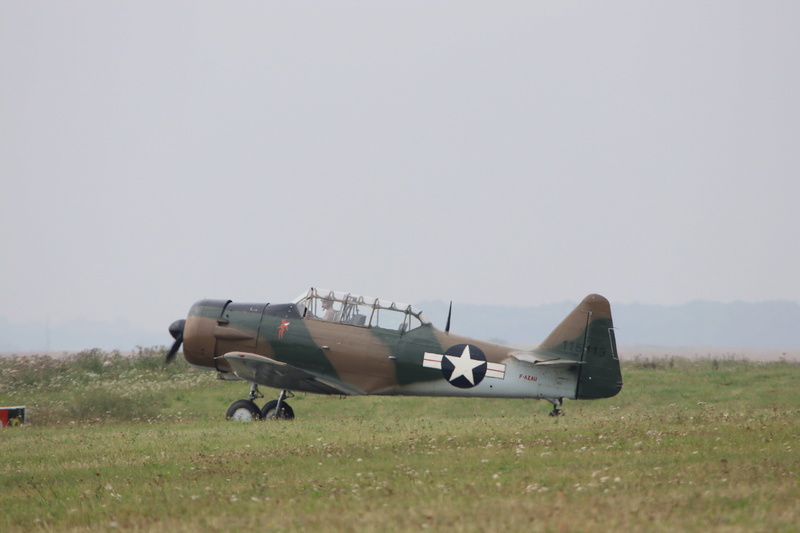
440, 344, 487, 388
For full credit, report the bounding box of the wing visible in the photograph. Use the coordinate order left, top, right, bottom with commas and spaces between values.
222, 352, 361, 395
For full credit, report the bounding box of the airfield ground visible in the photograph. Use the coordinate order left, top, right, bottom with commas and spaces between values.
0, 349, 798, 532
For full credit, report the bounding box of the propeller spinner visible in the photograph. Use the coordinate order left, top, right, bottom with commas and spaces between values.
165, 319, 185, 364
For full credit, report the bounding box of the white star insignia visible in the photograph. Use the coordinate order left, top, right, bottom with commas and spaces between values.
423, 346, 506, 386
444, 345, 486, 385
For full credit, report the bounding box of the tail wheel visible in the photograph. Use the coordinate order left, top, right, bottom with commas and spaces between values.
226, 400, 261, 422
260, 400, 295, 420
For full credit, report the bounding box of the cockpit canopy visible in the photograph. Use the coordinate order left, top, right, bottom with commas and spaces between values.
293, 288, 431, 333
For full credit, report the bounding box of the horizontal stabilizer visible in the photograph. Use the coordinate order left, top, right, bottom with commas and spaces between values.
511, 352, 585, 365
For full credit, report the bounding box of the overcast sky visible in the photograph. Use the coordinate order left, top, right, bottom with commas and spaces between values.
2, 2, 799, 334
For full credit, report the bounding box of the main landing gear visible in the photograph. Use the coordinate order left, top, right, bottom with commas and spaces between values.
546, 397, 564, 417
225, 383, 295, 422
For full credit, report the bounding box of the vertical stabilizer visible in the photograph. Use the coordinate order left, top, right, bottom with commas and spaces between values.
534, 294, 622, 399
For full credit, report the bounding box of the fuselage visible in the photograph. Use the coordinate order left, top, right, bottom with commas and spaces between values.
179, 294, 617, 401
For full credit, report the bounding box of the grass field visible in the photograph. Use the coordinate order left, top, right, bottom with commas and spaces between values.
1, 350, 798, 532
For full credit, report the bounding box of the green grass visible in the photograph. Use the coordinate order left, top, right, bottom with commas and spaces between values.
1, 351, 798, 532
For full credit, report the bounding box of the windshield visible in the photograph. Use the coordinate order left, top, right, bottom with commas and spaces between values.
293, 288, 431, 331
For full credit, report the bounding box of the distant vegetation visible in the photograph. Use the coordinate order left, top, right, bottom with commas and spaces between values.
0, 347, 210, 424
1, 349, 798, 531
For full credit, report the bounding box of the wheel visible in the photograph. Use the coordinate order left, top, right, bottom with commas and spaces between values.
226, 400, 261, 422
548, 409, 563, 417
260, 400, 295, 420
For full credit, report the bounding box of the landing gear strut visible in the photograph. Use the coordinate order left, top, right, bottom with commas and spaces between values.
261, 390, 295, 420
225, 384, 295, 422
546, 397, 564, 417
247, 382, 264, 402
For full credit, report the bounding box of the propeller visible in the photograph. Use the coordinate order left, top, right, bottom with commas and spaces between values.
165, 319, 186, 364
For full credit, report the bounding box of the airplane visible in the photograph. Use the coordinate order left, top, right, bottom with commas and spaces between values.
164, 288, 623, 420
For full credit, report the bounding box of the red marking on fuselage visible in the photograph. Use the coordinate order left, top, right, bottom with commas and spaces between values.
278, 320, 290, 339
519, 373, 538, 382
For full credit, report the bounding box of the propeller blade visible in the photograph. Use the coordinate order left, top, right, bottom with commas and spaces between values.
165, 319, 186, 365
445, 301, 452, 333
165, 332, 183, 364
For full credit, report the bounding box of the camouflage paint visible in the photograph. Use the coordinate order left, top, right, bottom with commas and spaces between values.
178, 291, 622, 402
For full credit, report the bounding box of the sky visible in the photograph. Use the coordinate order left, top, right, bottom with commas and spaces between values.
2, 2, 799, 337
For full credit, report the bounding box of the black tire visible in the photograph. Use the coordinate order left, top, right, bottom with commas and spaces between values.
260, 400, 295, 420
226, 400, 261, 422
